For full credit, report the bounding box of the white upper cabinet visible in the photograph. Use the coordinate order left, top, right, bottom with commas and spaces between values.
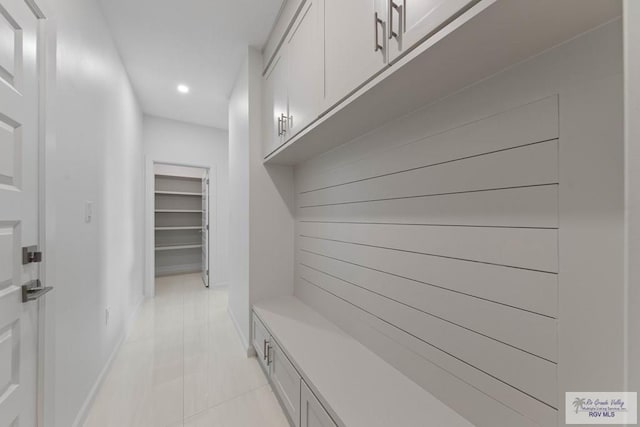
263, 49, 288, 157
388, 0, 474, 62
323, 0, 389, 109
286, 0, 323, 140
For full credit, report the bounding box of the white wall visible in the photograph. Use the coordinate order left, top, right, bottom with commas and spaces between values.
228, 51, 252, 349
624, 0, 640, 394
54, 0, 145, 425
294, 21, 624, 427
228, 47, 295, 351
143, 115, 229, 289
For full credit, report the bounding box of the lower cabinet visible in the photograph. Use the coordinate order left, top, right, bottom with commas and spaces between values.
301, 381, 337, 427
253, 312, 337, 427
253, 312, 302, 426
270, 341, 301, 427
252, 314, 270, 372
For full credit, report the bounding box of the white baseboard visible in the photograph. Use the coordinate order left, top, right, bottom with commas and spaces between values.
210, 280, 229, 288
228, 306, 251, 355
155, 263, 201, 276
71, 297, 144, 427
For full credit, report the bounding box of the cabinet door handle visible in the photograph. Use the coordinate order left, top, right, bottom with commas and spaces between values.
280, 113, 288, 134
263, 339, 269, 360
388, 1, 402, 40
267, 344, 273, 365
374, 12, 385, 53
277, 116, 282, 136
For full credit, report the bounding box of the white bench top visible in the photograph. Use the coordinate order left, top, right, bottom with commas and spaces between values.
253, 296, 474, 427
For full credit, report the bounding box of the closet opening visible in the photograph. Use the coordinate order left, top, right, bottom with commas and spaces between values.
151, 162, 211, 288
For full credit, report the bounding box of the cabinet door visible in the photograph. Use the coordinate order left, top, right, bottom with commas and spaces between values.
262, 50, 288, 158
324, 0, 388, 109
286, 0, 323, 141
388, 0, 473, 62
270, 341, 302, 426
300, 381, 337, 427
251, 313, 271, 373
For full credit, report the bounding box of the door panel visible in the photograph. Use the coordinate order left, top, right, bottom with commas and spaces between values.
300, 381, 336, 427
285, 0, 322, 141
270, 341, 301, 426
0, 0, 42, 425
263, 50, 288, 157
388, 0, 473, 61
324, 0, 388, 109
251, 314, 270, 373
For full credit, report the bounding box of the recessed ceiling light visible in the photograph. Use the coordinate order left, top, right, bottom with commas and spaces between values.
177, 84, 190, 94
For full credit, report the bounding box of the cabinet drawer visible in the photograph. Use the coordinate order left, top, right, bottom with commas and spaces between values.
252, 313, 271, 372
271, 341, 302, 426
301, 381, 337, 427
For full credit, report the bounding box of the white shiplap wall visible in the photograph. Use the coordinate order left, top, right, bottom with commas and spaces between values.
294, 20, 624, 427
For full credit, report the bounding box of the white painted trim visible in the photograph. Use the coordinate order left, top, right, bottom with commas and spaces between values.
228, 305, 251, 353
36, 3, 57, 425
210, 280, 230, 288
144, 156, 155, 297
70, 298, 145, 427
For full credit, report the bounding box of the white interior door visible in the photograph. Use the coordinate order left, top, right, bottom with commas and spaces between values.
0, 0, 45, 425
201, 171, 209, 287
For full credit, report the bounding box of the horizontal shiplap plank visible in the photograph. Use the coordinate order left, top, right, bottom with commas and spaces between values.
299, 184, 558, 228
299, 221, 558, 272
298, 269, 557, 407
299, 251, 557, 361
299, 237, 557, 317
298, 140, 558, 207
296, 280, 558, 427
297, 96, 558, 193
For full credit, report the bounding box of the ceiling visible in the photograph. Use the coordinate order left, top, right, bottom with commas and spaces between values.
98, 0, 283, 130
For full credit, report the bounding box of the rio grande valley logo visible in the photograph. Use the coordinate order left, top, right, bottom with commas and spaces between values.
566, 392, 637, 424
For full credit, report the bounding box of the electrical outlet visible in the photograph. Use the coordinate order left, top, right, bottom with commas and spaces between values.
85, 201, 94, 223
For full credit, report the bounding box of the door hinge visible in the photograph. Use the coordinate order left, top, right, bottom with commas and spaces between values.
22, 279, 53, 303
22, 246, 43, 265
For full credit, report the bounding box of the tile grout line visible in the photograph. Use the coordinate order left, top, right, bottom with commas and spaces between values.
183, 384, 272, 424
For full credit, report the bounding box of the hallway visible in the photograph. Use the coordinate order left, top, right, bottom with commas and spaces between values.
84, 274, 288, 426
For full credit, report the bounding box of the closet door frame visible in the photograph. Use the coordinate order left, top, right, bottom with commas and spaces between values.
144, 158, 213, 297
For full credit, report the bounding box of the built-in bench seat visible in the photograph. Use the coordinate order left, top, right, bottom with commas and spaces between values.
253, 296, 474, 427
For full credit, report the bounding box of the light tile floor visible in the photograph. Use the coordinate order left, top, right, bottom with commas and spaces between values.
84, 273, 289, 427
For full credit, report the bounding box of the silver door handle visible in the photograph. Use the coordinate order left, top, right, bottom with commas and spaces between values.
22, 279, 53, 303
388, 1, 402, 40
280, 113, 288, 134
263, 339, 269, 360
277, 116, 282, 136
374, 12, 385, 52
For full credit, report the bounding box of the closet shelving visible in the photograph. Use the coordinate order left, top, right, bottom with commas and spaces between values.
154, 173, 205, 276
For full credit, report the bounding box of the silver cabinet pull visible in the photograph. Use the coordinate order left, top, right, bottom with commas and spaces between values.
374, 12, 384, 52
263, 339, 269, 360
280, 113, 288, 134
388, 1, 402, 40
277, 116, 282, 136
